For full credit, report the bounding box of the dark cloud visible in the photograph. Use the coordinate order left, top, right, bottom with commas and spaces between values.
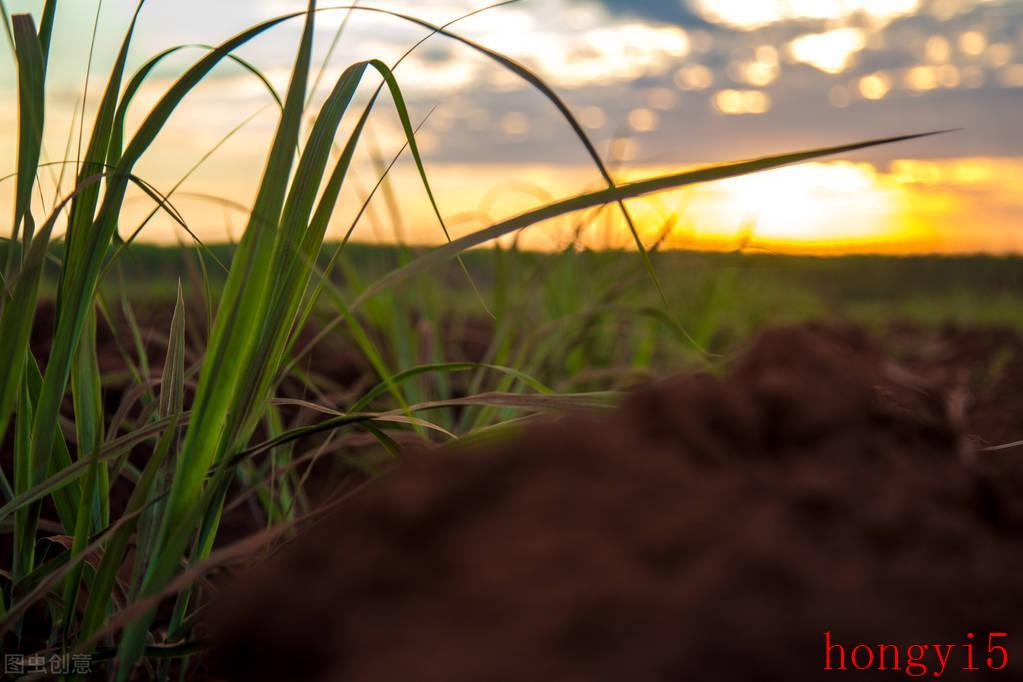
579, 0, 714, 28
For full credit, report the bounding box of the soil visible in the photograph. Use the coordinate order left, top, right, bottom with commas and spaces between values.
206, 323, 1023, 681
8, 305, 1023, 679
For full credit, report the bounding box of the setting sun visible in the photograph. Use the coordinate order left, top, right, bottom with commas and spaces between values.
683, 163, 908, 249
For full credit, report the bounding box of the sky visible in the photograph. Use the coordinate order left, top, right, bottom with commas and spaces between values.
1, 0, 1021, 254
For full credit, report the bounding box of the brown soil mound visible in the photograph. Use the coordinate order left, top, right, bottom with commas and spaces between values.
209, 324, 1023, 681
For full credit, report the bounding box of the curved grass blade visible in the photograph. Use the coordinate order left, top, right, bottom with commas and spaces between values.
348, 361, 553, 413
0, 414, 187, 526
107, 42, 284, 169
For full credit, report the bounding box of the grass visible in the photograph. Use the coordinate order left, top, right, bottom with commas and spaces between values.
52, 242, 1023, 340
0, 1, 959, 678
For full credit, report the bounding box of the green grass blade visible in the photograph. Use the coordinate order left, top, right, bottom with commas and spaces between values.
221, 61, 370, 449
10, 14, 45, 258
349, 362, 553, 413
365, 58, 491, 315
107, 43, 284, 169
132, 282, 186, 601
354, 131, 949, 308
121, 2, 321, 674
0, 414, 186, 526
23, 3, 146, 584
0, 206, 55, 449
36, 1, 55, 67
148, 1, 316, 546
78, 415, 179, 641
25, 355, 80, 534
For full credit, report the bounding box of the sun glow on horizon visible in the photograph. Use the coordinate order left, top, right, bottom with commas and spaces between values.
437, 157, 1020, 256
8, 155, 1020, 256
551, 161, 939, 255
679, 162, 911, 248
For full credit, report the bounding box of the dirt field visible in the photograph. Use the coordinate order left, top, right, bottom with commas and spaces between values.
207, 323, 1023, 681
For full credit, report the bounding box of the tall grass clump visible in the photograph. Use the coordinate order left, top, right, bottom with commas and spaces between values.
0, 0, 937, 676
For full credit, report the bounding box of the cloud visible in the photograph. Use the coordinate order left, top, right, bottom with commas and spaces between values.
575, 0, 712, 27
407, 0, 1023, 168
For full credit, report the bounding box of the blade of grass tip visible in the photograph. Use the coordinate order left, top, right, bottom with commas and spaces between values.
75, 0, 104, 179
353, 131, 952, 308
19, 1, 56, 212
162, 282, 187, 419
315, 2, 518, 317
289, 104, 437, 382
306, 0, 358, 108
0, 3, 14, 55
358, 2, 813, 353
36, 1, 55, 67
367, 58, 494, 317
213, 60, 374, 453
350, 4, 681, 313
9, 14, 45, 273
131, 282, 185, 598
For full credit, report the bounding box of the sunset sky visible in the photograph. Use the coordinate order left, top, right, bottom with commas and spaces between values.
1, 0, 1021, 254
